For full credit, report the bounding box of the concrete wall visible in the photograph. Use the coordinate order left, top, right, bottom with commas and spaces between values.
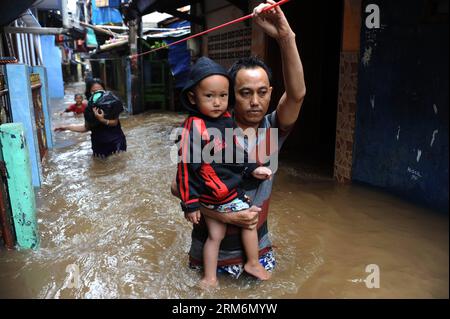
40, 35, 64, 98
353, 0, 449, 212
6, 64, 42, 187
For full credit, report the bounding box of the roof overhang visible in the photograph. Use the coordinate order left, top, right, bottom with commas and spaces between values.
124, 0, 203, 25
33, 0, 62, 10
0, 0, 36, 27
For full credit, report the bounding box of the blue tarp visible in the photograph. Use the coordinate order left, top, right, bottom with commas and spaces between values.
91, 0, 123, 25
165, 21, 191, 89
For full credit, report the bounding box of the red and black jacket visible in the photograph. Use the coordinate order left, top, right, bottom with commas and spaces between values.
176, 112, 258, 213
176, 57, 258, 214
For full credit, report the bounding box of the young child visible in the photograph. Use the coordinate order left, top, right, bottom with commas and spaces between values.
61, 93, 87, 115
177, 57, 272, 289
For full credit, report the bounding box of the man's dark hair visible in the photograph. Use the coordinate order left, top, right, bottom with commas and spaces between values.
74, 93, 83, 99
228, 56, 273, 85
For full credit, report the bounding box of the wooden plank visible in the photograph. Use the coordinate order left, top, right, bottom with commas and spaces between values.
0, 153, 15, 249
32, 66, 53, 149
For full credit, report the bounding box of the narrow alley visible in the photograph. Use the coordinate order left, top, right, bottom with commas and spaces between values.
0, 83, 447, 299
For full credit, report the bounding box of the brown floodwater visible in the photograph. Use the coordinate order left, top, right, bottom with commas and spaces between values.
0, 83, 448, 299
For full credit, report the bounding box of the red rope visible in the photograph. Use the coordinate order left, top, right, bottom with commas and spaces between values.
129, 0, 291, 59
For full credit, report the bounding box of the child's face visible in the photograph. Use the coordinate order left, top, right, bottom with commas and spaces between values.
188, 75, 229, 118
75, 95, 83, 105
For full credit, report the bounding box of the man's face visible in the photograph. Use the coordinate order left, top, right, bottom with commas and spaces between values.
234, 67, 272, 128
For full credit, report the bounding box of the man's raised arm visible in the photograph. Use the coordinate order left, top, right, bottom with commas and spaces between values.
254, 0, 306, 131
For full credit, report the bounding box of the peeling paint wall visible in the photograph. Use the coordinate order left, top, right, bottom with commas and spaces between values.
353, 0, 449, 212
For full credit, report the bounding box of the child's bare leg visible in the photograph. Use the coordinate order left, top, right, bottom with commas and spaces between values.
201, 215, 227, 288
242, 228, 271, 280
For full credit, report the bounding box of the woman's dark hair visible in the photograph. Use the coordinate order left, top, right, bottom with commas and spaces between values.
228, 56, 273, 85
85, 78, 105, 100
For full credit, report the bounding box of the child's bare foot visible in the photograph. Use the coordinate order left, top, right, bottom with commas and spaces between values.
198, 278, 219, 290
244, 262, 271, 280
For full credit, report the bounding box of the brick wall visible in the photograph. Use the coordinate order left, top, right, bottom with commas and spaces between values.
334, 0, 361, 183
334, 52, 359, 183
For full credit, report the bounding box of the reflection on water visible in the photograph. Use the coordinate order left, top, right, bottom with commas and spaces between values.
0, 83, 448, 298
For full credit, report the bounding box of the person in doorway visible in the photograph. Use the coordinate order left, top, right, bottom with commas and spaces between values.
171, 0, 306, 279
54, 78, 127, 158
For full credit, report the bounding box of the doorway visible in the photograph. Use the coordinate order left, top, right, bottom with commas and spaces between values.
266, 0, 344, 177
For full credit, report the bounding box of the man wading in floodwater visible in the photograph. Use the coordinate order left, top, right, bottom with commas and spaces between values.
171, 0, 306, 279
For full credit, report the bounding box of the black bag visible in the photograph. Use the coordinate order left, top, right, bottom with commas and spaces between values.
84, 90, 124, 128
